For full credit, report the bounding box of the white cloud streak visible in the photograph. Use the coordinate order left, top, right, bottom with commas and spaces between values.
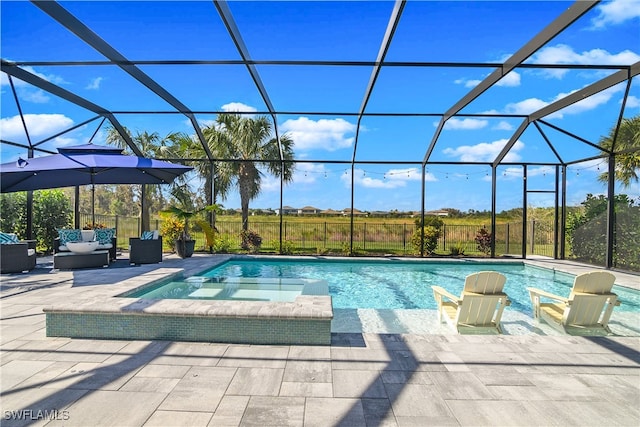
221, 102, 257, 113
441, 118, 488, 130
529, 44, 640, 79
0, 114, 74, 140
504, 84, 624, 118
86, 77, 103, 90
280, 117, 356, 151
591, 0, 640, 28
443, 138, 524, 163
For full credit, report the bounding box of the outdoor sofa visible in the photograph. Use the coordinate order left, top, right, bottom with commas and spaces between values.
54, 228, 117, 261
0, 233, 36, 273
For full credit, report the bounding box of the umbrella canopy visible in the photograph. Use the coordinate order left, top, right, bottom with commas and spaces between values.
1, 143, 192, 193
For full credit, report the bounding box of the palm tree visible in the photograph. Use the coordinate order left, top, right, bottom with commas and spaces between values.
106, 128, 183, 231
187, 113, 295, 231
598, 115, 640, 188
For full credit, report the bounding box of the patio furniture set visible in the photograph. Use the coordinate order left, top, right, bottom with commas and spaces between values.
433, 270, 620, 336
52, 228, 163, 269
0, 227, 164, 272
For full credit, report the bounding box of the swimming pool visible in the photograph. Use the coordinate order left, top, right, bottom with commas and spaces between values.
130, 257, 640, 316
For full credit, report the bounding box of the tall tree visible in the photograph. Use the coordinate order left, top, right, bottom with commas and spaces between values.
179, 113, 295, 231
598, 115, 640, 188
106, 128, 182, 231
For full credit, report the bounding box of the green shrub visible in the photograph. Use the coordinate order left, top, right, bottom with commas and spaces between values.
160, 217, 184, 249
270, 238, 295, 254
411, 226, 441, 255
240, 229, 262, 252
212, 234, 234, 253
34, 190, 74, 253
449, 243, 465, 256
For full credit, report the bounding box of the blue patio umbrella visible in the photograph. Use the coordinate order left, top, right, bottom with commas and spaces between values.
0, 143, 193, 226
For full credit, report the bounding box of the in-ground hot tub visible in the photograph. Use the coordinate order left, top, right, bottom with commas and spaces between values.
44, 270, 333, 345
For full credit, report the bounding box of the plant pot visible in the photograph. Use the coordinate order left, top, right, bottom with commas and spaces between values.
175, 239, 195, 258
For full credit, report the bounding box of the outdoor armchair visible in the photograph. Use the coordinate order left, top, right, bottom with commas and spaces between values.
0, 240, 36, 273
528, 271, 619, 335
432, 271, 511, 334
129, 235, 163, 265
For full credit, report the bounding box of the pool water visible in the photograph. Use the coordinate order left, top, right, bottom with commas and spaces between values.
127, 277, 328, 302
193, 258, 640, 315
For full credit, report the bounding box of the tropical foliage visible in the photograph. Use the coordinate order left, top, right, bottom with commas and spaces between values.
174, 113, 295, 232
106, 128, 183, 230
598, 114, 640, 188
567, 194, 639, 270
0, 190, 72, 253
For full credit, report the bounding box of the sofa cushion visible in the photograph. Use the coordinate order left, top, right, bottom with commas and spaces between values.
95, 228, 115, 245
0, 232, 19, 244
58, 229, 82, 246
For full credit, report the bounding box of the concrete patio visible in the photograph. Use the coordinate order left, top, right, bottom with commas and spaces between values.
1, 254, 639, 426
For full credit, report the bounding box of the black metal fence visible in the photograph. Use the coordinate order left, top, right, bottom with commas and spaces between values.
81, 213, 556, 258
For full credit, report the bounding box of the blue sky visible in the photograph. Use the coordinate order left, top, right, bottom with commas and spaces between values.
1, 0, 639, 213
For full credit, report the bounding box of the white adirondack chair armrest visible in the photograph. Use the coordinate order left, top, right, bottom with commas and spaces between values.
432, 286, 461, 306
527, 287, 567, 304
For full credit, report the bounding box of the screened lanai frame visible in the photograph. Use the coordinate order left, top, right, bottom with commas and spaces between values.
1, 0, 639, 268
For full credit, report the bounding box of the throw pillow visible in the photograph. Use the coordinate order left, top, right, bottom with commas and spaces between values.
141, 231, 155, 240
95, 228, 115, 245
58, 229, 82, 246
0, 232, 19, 244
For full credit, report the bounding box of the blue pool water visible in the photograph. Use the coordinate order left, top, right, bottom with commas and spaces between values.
139, 258, 640, 316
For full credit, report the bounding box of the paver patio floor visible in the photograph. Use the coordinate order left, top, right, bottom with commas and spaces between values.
1, 254, 639, 426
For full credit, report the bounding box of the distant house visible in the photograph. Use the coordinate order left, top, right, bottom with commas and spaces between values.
425, 209, 449, 217
275, 206, 299, 215
341, 208, 368, 216
369, 210, 390, 217
300, 206, 321, 215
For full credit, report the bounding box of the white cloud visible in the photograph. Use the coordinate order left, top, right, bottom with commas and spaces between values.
530, 44, 640, 79
558, 85, 623, 116
20, 89, 50, 104
455, 70, 521, 88
624, 95, 640, 108
503, 83, 624, 119
0, 114, 74, 140
86, 77, 103, 90
259, 175, 280, 192
280, 117, 355, 151
443, 138, 524, 163
454, 78, 481, 88
221, 102, 257, 113
591, 0, 640, 28
495, 71, 521, 87
504, 97, 549, 115
440, 118, 488, 130
493, 121, 513, 131
0, 65, 67, 88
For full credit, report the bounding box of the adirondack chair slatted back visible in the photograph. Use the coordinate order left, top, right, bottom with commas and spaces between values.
569, 271, 616, 297
456, 294, 508, 326
463, 271, 507, 294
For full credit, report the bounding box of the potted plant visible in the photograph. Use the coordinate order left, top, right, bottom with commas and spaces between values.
160, 205, 218, 258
